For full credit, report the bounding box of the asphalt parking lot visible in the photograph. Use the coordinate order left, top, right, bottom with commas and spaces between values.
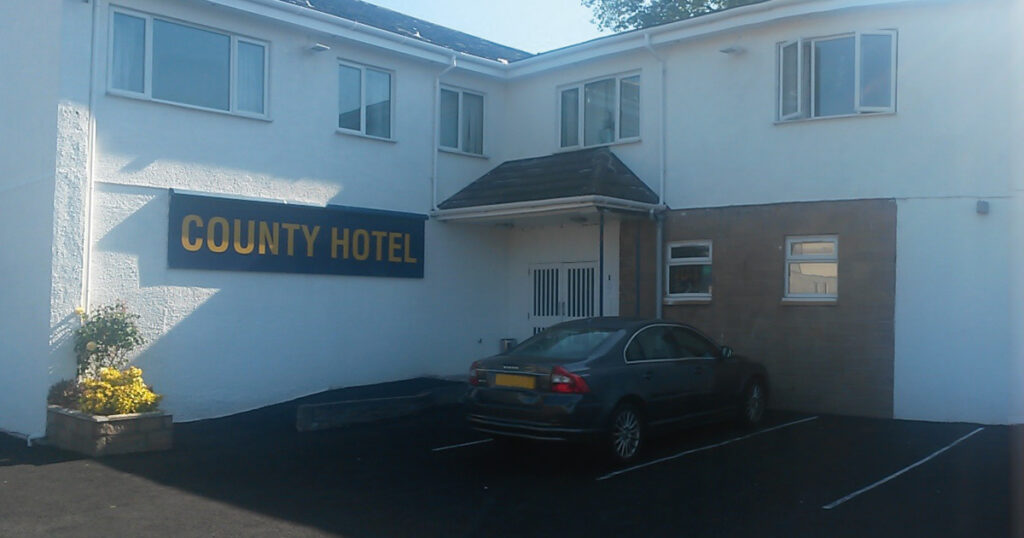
1, 380, 1021, 538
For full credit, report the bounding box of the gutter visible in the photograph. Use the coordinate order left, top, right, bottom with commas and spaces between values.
206, 0, 506, 77
431, 196, 666, 222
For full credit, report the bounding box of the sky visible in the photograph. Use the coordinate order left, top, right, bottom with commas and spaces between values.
363, 0, 610, 54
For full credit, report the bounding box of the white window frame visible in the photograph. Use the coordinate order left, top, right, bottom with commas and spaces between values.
784, 235, 839, 301
438, 86, 485, 156
665, 240, 713, 301
336, 60, 395, 141
107, 7, 269, 119
558, 71, 641, 150
776, 30, 897, 122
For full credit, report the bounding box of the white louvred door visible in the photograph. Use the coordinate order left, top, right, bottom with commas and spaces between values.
529, 262, 598, 335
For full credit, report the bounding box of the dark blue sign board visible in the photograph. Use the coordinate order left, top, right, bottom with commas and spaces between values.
168, 191, 425, 278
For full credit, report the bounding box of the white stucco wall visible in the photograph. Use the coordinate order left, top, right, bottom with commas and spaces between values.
894, 198, 1016, 424
0, 3, 62, 437
60, 0, 518, 422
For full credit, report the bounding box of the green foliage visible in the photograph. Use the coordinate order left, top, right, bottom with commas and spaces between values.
73, 302, 145, 378
47, 379, 83, 408
581, 0, 764, 32
78, 367, 162, 415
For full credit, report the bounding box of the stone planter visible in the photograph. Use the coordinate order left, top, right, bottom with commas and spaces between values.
45, 405, 173, 457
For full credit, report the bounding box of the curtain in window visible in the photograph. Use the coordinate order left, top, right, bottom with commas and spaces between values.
338, 65, 361, 131
152, 20, 231, 111
584, 79, 616, 146
236, 42, 265, 114
461, 92, 483, 154
112, 13, 145, 93
365, 69, 391, 138
560, 88, 579, 147
439, 89, 459, 148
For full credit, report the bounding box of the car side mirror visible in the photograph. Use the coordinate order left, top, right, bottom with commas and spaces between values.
720, 346, 733, 359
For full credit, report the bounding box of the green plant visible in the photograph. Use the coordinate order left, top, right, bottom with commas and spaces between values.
73, 302, 145, 378
47, 379, 83, 408
78, 367, 162, 415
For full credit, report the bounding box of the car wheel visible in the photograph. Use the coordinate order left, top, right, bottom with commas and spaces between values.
607, 403, 643, 463
741, 380, 766, 426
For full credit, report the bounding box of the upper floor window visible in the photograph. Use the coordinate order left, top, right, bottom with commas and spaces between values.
785, 236, 838, 300
439, 88, 484, 155
338, 61, 393, 139
777, 31, 896, 121
110, 10, 267, 117
560, 73, 640, 148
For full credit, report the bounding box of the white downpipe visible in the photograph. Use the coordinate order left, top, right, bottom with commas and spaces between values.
644, 34, 668, 318
431, 56, 457, 211
81, 0, 101, 313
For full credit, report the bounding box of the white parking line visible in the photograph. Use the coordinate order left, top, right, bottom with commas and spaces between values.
431, 438, 493, 452
822, 426, 985, 510
596, 416, 820, 481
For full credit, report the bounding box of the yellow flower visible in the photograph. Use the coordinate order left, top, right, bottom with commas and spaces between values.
86, 341, 98, 352
74, 306, 85, 317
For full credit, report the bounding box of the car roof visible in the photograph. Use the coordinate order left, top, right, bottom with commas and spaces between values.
552, 317, 684, 332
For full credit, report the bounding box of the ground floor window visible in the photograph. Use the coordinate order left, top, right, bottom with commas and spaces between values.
785, 235, 838, 300
666, 241, 712, 299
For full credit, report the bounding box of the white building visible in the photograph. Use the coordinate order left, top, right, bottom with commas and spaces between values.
1, 0, 1021, 440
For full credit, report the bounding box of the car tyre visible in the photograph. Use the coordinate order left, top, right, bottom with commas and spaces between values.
740, 379, 766, 426
607, 403, 644, 463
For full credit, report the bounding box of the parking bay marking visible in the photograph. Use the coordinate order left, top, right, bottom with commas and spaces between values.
597, 416, 820, 481
431, 439, 494, 452
821, 426, 985, 510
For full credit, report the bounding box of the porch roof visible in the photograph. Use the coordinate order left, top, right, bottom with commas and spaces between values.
434, 148, 661, 222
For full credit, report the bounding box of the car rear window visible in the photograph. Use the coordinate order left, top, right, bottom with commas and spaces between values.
508, 328, 619, 359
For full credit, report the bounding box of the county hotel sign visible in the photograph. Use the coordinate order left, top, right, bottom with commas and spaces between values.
168, 191, 425, 278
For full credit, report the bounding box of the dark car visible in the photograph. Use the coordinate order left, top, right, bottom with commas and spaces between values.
464, 317, 768, 462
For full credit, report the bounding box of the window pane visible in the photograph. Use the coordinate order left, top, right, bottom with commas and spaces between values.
584, 78, 615, 146
790, 241, 835, 256
860, 33, 893, 109
631, 327, 680, 360
236, 41, 265, 114
365, 69, 391, 138
780, 42, 798, 117
560, 88, 579, 147
461, 92, 483, 154
814, 36, 855, 117
619, 75, 640, 138
439, 89, 459, 148
668, 264, 712, 295
112, 13, 146, 93
152, 20, 230, 110
338, 65, 361, 131
670, 244, 709, 259
671, 328, 719, 358
788, 262, 838, 295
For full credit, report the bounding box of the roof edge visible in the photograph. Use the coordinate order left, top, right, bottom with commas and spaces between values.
432, 195, 667, 222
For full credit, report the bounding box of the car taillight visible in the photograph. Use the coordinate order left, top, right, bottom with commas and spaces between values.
469, 361, 484, 386
550, 366, 589, 394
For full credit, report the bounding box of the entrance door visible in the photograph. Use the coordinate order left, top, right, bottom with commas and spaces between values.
528, 262, 598, 335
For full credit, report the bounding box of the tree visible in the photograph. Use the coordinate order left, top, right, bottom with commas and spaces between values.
582, 0, 763, 32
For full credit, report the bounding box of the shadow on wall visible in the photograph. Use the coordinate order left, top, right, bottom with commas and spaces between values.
48, 312, 80, 381
87, 186, 506, 421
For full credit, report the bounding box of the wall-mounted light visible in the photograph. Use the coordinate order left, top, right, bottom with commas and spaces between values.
309, 43, 330, 52
977, 200, 990, 215
719, 46, 746, 55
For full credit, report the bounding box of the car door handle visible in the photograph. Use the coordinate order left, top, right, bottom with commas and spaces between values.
643, 371, 653, 380
694, 366, 704, 375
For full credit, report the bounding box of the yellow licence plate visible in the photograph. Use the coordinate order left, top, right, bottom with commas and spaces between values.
494, 373, 536, 390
